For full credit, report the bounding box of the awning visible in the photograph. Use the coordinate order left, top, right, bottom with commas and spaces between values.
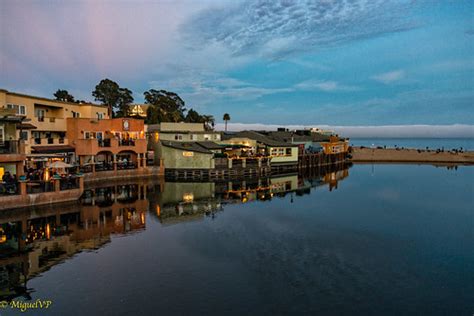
31, 145, 75, 154
17, 123, 37, 130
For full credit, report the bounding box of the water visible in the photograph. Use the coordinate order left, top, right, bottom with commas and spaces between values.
0, 164, 473, 315
350, 138, 474, 150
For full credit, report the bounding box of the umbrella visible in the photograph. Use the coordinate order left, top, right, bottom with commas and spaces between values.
49, 161, 73, 169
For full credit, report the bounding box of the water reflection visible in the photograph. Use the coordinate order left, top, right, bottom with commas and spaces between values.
0, 164, 350, 302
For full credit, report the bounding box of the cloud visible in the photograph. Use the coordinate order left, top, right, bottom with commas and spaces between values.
182, 0, 420, 58
371, 70, 405, 84
295, 80, 360, 92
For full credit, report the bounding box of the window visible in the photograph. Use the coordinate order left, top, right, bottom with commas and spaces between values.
286, 148, 292, 156
7, 104, 26, 116
84, 132, 91, 139
36, 109, 45, 121
190, 134, 198, 141
214, 134, 221, 140
20, 131, 28, 140
72, 111, 81, 118
204, 134, 211, 140
97, 112, 104, 120
96, 132, 103, 140
174, 134, 183, 140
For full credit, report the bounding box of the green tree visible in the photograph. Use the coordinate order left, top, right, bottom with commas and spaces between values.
202, 115, 215, 131
223, 113, 231, 132
185, 109, 204, 123
54, 89, 75, 102
143, 89, 186, 123
92, 79, 134, 117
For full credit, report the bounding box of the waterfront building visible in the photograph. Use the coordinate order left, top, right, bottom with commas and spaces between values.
66, 117, 147, 172
147, 122, 222, 167
159, 141, 215, 170
0, 108, 26, 177
0, 89, 108, 163
148, 122, 221, 142
320, 135, 350, 155
222, 131, 299, 166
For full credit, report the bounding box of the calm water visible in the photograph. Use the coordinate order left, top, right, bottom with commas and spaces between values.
351, 138, 474, 150
1, 164, 473, 315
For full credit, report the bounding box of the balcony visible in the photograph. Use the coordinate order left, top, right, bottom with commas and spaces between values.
31, 138, 69, 146
0, 140, 22, 154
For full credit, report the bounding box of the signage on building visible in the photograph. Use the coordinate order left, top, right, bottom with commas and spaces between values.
182, 151, 194, 157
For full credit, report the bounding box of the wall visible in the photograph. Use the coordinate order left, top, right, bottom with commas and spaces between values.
269, 147, 298, 164
160, 145, 214, 169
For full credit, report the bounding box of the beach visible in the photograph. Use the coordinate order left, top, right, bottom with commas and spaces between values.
350, 147, 474, 164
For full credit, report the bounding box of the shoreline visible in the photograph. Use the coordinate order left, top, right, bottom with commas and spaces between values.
350, 147, 474, 165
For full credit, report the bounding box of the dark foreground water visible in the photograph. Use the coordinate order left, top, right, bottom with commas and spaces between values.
0, 164, 473, 315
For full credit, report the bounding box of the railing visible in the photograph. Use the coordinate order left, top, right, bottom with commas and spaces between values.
98, 139, 111, 147
59, 177, 81, 190
0, 140, 20, 154
119, 139, 136, 146
117, 162, 137, 170
26, 180, 55, 194
95, 162, 115, 171
0, 181, 19, 196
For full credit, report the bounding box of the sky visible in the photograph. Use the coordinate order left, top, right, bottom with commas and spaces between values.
1, 0, 473, 133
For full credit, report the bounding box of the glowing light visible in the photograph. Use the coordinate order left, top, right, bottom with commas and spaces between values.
156, 205, 161, 216
46, 223, 51, 239
183, 193, 194, 202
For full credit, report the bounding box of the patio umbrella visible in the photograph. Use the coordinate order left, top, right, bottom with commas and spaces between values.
49, 161, 73, 169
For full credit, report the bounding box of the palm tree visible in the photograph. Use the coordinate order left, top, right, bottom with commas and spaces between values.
223, 113, 231, 132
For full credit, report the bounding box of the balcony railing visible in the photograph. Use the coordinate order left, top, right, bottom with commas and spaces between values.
0, 140, 21, 154
119, 139, 136, 146
98, 139, 111, 147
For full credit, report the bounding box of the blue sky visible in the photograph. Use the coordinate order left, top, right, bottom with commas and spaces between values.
1, 0, 473, 127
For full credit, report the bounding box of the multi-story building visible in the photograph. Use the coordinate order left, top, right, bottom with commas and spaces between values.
0, 108, 26, 177
0, 89, 108, 162
66, 117, 147, 171
148, 122, 221, 142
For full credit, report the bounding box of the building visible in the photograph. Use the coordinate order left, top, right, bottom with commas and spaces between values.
147, 122, 222, 167
159, 141, 215, 170
320, 135, 349, 155
129, 104, 149, 118
222, 131, 299, 166
148, 122, 221, 142
66, 117, 147, 172
0, 89, 108, 162
0, 108, 26, 177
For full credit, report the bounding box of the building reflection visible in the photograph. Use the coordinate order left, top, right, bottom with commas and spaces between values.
0, 163, 350, 301
0, 180, 156, 301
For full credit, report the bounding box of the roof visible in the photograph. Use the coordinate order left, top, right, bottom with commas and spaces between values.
196, 141, 224, 150
161, 141, 213, 154
31, 145, 75, 154
231, 131, 297, 147
0, 89, 106, 108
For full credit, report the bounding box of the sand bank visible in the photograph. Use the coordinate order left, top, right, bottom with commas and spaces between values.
350, 147, 474, 164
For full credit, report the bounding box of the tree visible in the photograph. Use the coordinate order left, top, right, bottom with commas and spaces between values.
143, 89, 186, 123
92, 79, 134, 117
185, 109, 205, 123
202, 115, 215, 131
54, 89, 75, 102
223, 113, 231, 132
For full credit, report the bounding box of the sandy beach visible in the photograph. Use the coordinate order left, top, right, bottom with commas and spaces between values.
350, 147, 474, 164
